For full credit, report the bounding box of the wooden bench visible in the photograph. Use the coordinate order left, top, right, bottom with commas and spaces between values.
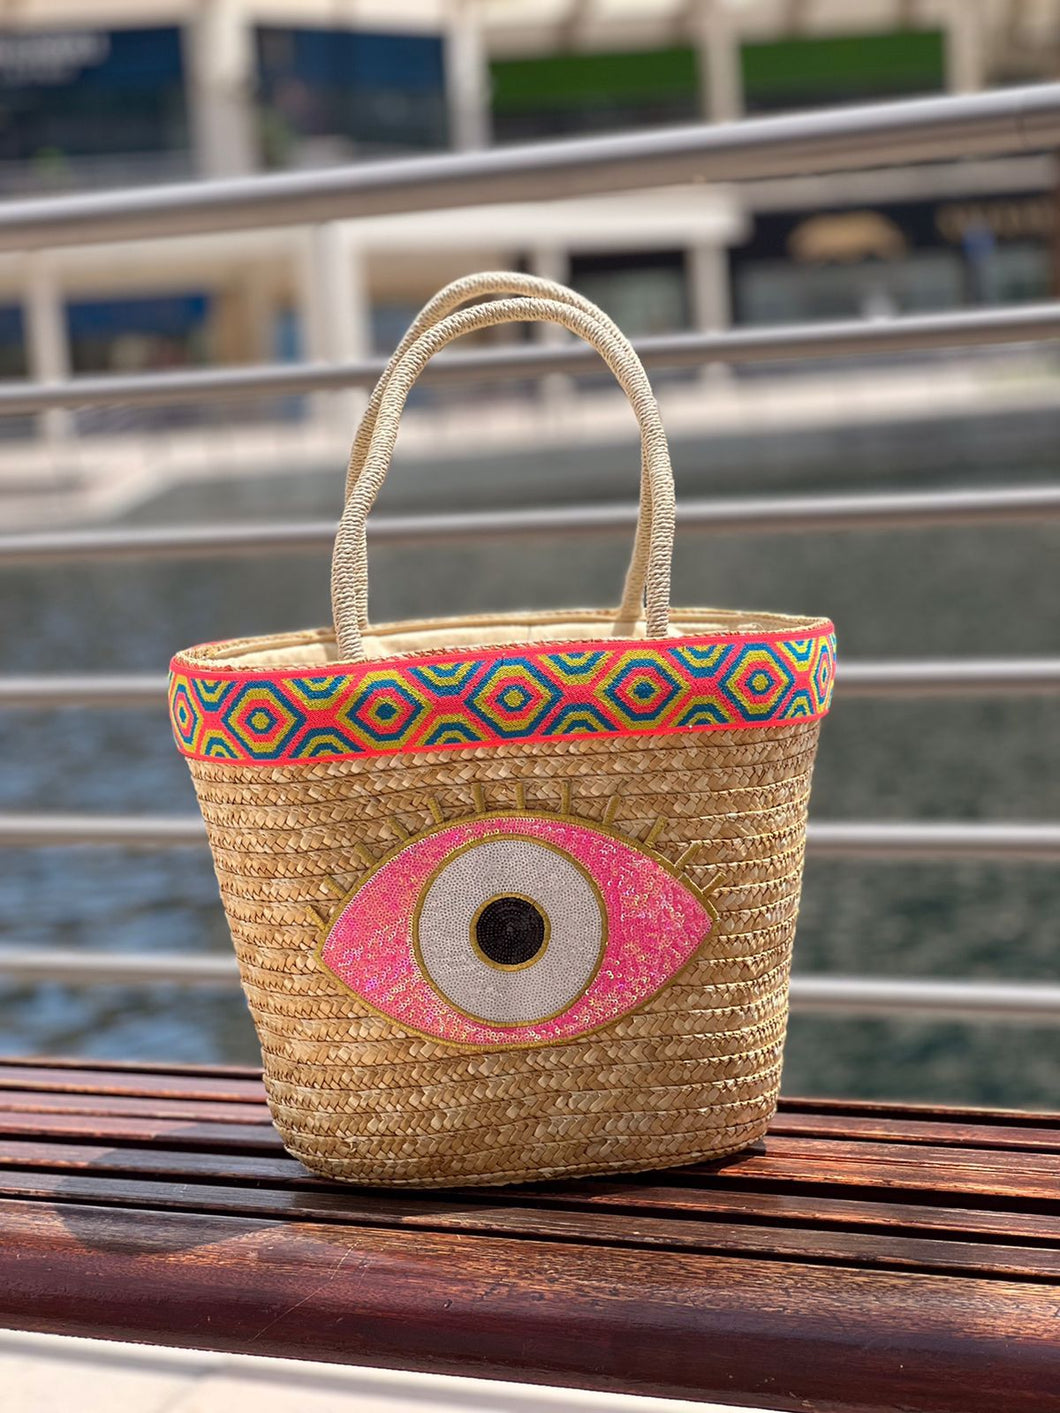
0, 1055, 1056, 1411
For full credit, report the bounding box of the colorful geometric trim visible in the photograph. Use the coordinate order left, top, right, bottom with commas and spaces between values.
169, 625, 835, 765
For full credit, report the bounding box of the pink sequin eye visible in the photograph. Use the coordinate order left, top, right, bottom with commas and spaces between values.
316, 795, 718, 1049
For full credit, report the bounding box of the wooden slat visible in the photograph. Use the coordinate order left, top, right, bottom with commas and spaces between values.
694, 1143, 1060, 1203
3, 1147, 1060, 1248
3, 1122, 1058, 1206
0, 1090, 273, 1125
0, 1065, 266, 1104
518, 1177, 1060, 1245
0, 1168, 1056, 1281
1, 1197, 1057, 1412
0, 1137, 304, 1184
4, 1158, 1059, 1248
779, 1095, 1060, 1128
2, 1108, 1057, 1202
771, 1110, 1060, 1154
0, 1055, 261, 1079
748, 1134, 1060, 1180
4, 1164, 1057, 1243
0, 1110, 282, 1153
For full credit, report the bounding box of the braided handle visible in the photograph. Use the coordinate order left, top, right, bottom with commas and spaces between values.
343, 272, 659, 628
332, 297, 675, 662
347, 272, 637, 496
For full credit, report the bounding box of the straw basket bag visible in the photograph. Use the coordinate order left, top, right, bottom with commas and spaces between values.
169, 272, 835, 1188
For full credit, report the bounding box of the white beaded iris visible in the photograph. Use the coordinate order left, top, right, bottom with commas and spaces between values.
414, 836, 605, 1026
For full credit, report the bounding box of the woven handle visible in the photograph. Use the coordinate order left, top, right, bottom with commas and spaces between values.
346, 271, 640, 501
332, 296, 676, 662
343, 272, 661, 630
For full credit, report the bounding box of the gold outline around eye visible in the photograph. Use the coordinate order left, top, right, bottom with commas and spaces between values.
411, 833, 607, 1028
468, 892, 552, 972
312, 785, 724, 1051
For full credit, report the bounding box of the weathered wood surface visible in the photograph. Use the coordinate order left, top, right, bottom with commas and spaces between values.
0, 1057, 1057, 1412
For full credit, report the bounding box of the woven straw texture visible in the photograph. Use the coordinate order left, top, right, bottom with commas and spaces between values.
187, 712, 820, 1187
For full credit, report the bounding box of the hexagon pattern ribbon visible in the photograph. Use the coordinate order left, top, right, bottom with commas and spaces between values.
169, 626, 836, 764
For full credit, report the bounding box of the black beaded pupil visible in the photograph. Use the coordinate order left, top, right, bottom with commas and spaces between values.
475, 896, 546, 967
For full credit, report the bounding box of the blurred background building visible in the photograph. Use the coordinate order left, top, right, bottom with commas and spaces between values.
0, 0, 1058, 523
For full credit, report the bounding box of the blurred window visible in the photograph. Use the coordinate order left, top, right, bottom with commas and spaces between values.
489, 47, 699, 142
0, 27, 188, 191
0, 304, 28, 439
371, 302, 420, 359
568, 251, 691, 335
0, 305, 25, 378
568, 251, 692, 390
978, 243, 1052, 305
741, 29, 945, 113
66, 293, 211, 374
270, 306, 307, 424
731, 193, 1054, 326
734, 251, 963, 325
66, 293, 211, 434
255, 26, 448, 168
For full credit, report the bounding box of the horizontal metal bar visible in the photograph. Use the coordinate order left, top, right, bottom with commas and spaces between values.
0, 815, 1057, 860
0, 946, 1055, 1022
0, 948, 236, 986
0, 85, 1057, 250
0, 676, 168, 708
807, 822, 1060, 862
0, 816, 205, 848
788, 976, 1060, 1023
2, 301, 1059, 413
835, 659, 1060, 697
2, 659, 1059, 710
2, 484, 1058, 569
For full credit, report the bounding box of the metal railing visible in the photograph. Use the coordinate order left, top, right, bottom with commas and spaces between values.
1, 302, 1059, 412
1, 86, 1058, 1027
1, 814, 1058, 860
2, 659, 1058, 709
0, 947, 1055, 1024
0, 85, 1056, 249
2, 486, 1059, 566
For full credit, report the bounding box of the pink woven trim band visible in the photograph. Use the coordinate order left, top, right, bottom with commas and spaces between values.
169, 625, 836, 764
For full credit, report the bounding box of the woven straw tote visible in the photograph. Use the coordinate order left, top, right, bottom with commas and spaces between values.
169, 272, 835, 1188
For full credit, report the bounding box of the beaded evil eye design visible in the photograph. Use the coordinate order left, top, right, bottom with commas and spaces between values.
311, 784, 721, 1050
